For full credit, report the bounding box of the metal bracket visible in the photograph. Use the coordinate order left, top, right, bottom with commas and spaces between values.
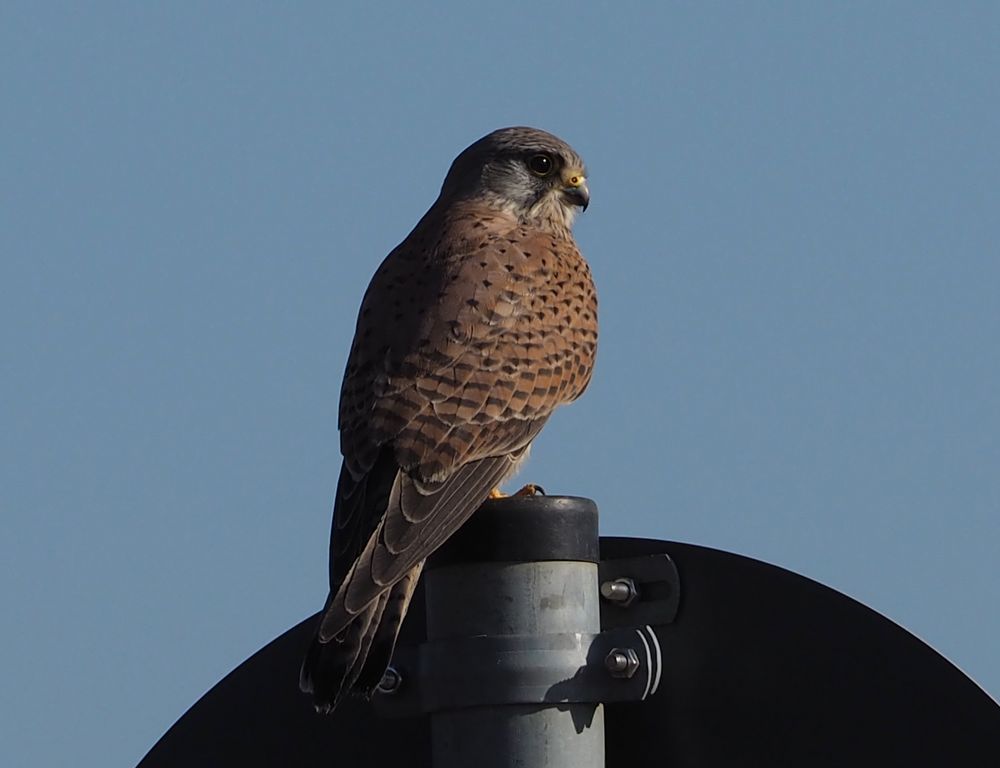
374, 553, 679, 719
598, 553, 680, 629
373, 625, 663, 718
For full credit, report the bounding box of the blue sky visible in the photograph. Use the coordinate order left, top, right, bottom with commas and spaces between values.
2, 3, 998, 765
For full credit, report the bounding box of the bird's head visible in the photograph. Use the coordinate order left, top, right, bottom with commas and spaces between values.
440, 126, 589, 234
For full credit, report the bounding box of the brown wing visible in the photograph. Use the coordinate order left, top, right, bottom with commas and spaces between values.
318, 201, 598, 640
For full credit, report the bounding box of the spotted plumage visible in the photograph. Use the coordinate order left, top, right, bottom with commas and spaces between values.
300, 127, 597, 712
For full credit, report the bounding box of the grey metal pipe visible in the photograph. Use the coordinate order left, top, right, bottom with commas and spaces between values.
424, 558, 605, 768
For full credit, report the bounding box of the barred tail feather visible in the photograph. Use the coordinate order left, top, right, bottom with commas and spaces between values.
299, 562, 423, 713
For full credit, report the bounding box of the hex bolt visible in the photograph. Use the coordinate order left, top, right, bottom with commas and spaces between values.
376, 665, 403, 694
604, 647, 640, 679
600, 577, 639, 607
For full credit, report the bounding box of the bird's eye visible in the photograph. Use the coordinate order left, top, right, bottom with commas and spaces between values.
527, 154, 554, 177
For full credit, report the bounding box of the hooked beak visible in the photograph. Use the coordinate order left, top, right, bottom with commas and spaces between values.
561, 171, 589, 211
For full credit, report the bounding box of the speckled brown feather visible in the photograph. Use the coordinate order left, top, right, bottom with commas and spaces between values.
343, 201, 596, 477
301, 127, 597, 712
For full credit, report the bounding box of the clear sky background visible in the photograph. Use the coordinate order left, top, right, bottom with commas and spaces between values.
2, 3, 998, 765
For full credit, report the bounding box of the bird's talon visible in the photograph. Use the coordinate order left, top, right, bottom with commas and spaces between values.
513, 483, 546, 497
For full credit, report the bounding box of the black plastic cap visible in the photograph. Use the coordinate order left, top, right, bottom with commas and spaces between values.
428, 495, 599, 568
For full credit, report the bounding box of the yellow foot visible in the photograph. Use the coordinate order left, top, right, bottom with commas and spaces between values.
489, 483, 546, 499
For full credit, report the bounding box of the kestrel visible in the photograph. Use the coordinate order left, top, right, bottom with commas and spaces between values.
300, 127, 598, 713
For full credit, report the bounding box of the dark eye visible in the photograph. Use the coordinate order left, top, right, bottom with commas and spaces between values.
528, 153, 554, 177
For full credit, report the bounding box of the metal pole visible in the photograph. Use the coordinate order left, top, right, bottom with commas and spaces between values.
422, 497, 605, 768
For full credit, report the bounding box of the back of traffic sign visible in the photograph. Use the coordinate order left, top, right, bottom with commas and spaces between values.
139, 497, 1000, 767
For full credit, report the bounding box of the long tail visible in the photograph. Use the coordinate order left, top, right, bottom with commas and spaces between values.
299, 562, 424, 714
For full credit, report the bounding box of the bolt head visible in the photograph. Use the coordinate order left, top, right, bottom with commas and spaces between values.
604, 647, 640, 679
600, 577, 639, 607
376, 666, 403, 694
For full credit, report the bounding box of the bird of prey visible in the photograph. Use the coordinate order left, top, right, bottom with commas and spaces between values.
300, 126, 598, 713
